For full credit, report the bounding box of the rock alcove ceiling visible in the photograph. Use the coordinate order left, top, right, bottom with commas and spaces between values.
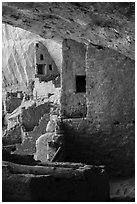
2, 2, 135, 60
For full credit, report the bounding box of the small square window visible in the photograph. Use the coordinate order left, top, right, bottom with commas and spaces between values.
49, 64, 52, 70
40, 54, 44, 60
37, 64, 45, 75
76, 75, 86, 93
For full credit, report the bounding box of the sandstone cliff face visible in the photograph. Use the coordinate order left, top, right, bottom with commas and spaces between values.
2, 2, 135, 60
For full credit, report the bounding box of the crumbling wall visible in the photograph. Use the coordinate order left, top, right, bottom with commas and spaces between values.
3, 124, 22, 146
20, 102, 51, 131
15, 113, 50, 155
33, 78, 60, 100
61, 39, 87, 118
5, 92, 23, 113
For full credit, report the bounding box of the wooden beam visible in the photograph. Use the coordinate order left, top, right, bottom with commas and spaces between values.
3, 161, 93, 178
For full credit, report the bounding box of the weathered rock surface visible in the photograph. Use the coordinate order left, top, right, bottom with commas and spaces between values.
2, 3, 135, 60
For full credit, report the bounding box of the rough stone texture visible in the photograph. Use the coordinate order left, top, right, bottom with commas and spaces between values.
2, 3, 135, 60
5, 91, 23, 113
3, 163, 109, 202
15, 113, 49, 155
86, 44, 135, 124
61, 39, 87, 118
59, 40, 135, 177
20, 102, 51, 131
62, 118, 134, 177
2, 124, 22, 146
2, 2, 135, 182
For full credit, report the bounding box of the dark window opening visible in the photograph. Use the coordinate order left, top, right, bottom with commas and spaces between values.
37, 64, 45, 75
49, 64, 52, 70
40, 54, 44, 60
76, 75, 86, 93
36, 43, 39, 48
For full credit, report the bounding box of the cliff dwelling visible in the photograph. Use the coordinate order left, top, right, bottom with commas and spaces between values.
2, 2, 135, 202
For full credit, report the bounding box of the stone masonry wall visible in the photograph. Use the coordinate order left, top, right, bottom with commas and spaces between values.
86, 44, 135, 125
35, 41, 59, 82
62, 118, 134, 177
61, 41, 135, 177
61, 39, 87, 118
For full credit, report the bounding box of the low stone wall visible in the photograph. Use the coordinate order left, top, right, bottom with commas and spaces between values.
62, 118, 135, 177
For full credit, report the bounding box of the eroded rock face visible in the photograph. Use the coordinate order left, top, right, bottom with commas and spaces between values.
2, 2, 135, 60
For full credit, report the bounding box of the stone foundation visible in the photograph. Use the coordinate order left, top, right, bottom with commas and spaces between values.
62, 118, 134, 177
